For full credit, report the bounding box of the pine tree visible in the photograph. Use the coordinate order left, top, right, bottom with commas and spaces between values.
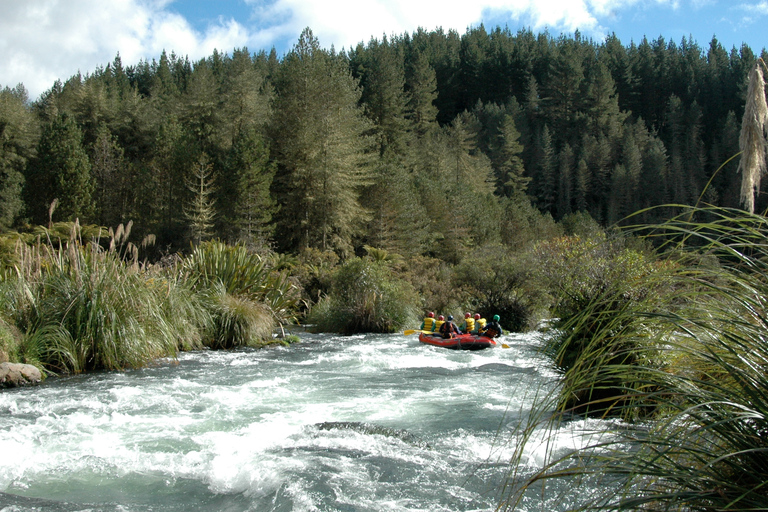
557, 143, 574, 218
496, 113, 529, 196
91, 123, 127, 227
221, 48, 272, 146
575, 157, 589, 212
220, 128, 276, 247
355, 37, 409, 157
180, 59, 222, 154
545, 39, 585, 140
406, 50, 439, 137
26, 113, 95, 224
185, 153, 216, 245
270, 28, 374, 255
0, 85, 35, 229
362, 157, 429, 257
532, 125, 556, 211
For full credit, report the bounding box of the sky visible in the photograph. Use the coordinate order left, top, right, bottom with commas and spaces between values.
1, 0, 767, 101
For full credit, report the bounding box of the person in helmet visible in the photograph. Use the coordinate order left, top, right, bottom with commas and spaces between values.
435, 315, 446, 331
420, 311, 437, 332
460, 312, 475, 334
480, 315, 503, 338
439, 314, 461, 339
471, 313, 486, 334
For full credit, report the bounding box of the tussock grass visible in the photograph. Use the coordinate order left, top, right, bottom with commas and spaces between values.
6, 225, 184, 373
178, 240, 300, 347
502, 206, 768, 511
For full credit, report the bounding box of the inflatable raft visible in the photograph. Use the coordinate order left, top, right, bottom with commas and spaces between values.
418, 332, 497, 350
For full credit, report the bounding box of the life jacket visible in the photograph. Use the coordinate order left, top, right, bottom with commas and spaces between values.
440, 321, 458, 339
476, 318, 487, 331
481, 322, 500, 338
435, 320, 445, 331
422, 317, 436, 331
462, 318, 475, 333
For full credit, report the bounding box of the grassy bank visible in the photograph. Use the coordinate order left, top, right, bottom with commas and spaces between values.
0, 226, 300, 375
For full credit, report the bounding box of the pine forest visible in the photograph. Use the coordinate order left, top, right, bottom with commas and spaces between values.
2, 26, 764, 257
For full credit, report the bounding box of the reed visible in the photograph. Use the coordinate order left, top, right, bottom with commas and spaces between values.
4, 227, 183, 373
738, 59, 768, 213
502, 206, 768, 511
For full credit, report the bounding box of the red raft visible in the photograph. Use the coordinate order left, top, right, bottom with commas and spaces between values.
418, 332, 497, 350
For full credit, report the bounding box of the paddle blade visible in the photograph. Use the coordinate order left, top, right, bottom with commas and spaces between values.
403, 329, 418, 335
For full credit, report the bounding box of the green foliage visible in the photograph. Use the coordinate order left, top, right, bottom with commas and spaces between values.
198, 281, 273, 349
7, 235, 184, 373
220, 128, 276, 247
452, 245, 548, 332
179, 240, 300, 346
0, 84, 35, 229
184, 153, 217, 245
0, 308, 23, 363
399, 255, 461, 316
292, 247, 339, 307
25, 113, 95, 225
308, 257, 419, 334
532, 232, 659, 415
270, 28, 374, 256
506, 206, 768, 511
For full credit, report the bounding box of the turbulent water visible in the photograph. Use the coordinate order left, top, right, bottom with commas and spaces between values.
0, 332, 615, 511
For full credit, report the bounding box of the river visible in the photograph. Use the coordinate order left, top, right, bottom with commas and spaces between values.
0, 331, 615, 511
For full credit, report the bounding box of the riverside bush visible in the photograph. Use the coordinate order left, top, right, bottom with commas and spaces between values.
504, 206, 768, 511
308, 257, 419, 334
9, 236, 184, 373
532, 232, 660, 416
451, 245, 548, 332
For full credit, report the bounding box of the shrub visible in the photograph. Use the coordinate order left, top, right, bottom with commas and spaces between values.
532, 232, 661, 416
308, 257, 419, 334
10, 237, 183, 373
198, 282, 273, 349
178, 241, 300, 346
399, 255, 461, 315
451, 244, 549, 332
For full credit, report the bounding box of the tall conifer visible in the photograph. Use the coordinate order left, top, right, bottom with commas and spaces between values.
270, 28, 374, 255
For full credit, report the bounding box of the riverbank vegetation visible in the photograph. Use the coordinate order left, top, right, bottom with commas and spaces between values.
503, 206, 768, 510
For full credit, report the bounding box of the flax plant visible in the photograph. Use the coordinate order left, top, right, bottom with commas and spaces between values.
502, 206, 768, 511
178, 241, 300, 347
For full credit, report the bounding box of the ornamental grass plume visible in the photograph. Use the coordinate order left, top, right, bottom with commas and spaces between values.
738, 60, 768, 213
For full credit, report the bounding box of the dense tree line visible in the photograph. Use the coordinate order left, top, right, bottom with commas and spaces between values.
0, 26, 765, 260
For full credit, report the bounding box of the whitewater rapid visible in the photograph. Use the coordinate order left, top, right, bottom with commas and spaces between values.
0, 331, 614, 511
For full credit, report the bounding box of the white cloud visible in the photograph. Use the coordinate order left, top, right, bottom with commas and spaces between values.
247, 0, 683, 53
0, 0, 704, 101
0, 0, 249, 100
254, 0, 602, 50
739, 0, 768, 13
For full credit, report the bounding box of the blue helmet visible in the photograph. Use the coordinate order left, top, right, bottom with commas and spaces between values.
447, 315, 453, 321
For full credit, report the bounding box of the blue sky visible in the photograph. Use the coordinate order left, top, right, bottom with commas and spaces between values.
1, 0, 767, 101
